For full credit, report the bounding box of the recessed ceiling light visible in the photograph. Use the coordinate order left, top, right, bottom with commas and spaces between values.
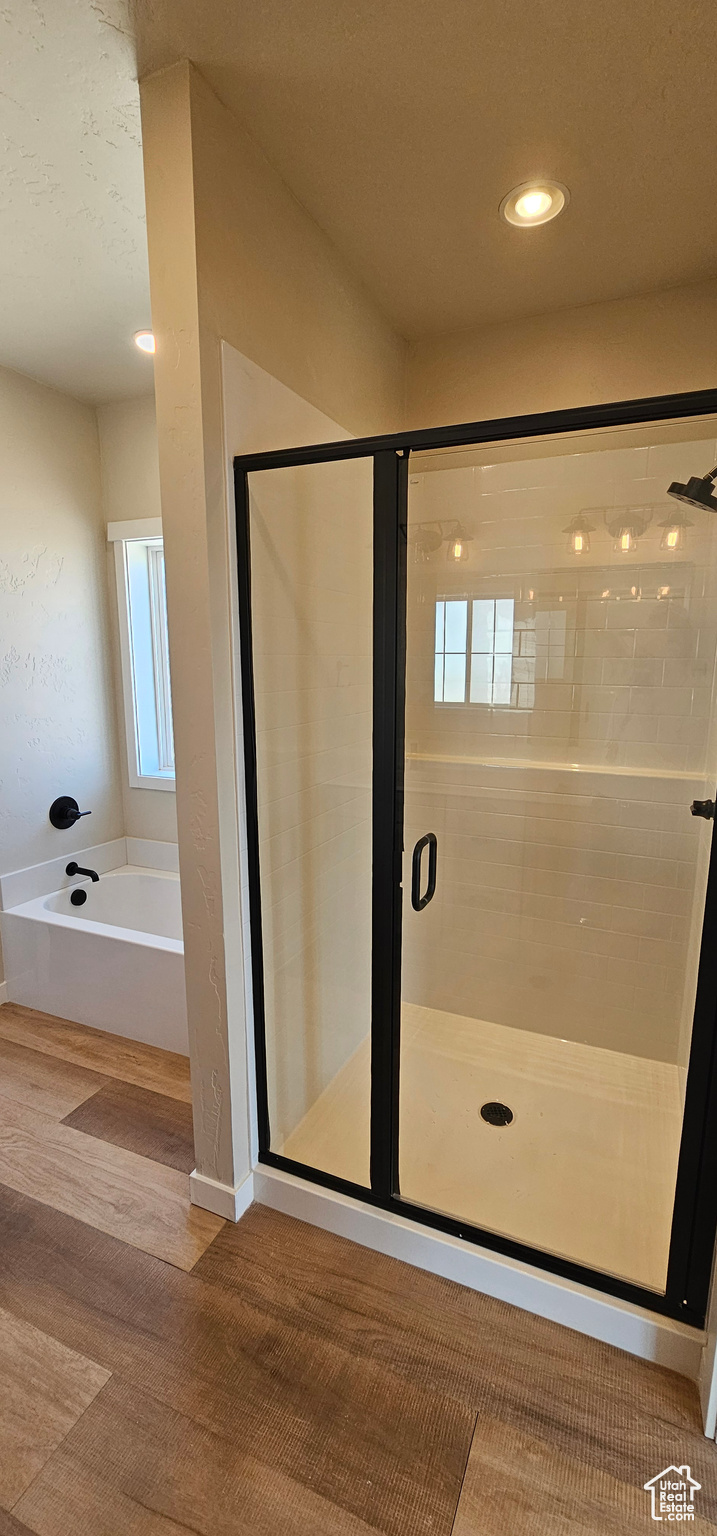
500, 181, 569, 227
134, 331, 155, 353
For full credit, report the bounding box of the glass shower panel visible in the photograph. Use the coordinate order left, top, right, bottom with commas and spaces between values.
399, 418, 717, 1292
247, 457, 373, 1187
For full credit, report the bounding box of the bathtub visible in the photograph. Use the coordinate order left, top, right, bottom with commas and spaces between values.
0, 865, 188, 1055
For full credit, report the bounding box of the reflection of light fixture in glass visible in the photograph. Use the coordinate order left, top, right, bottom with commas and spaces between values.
446, 523, 472, 563
605, 508, 652, 553
410, 523, 444, 561
658, 509, 692, 552
410, 520, 474, 564
564, 512, 594, 554
134, 330, 155, 353
657, 585, 671, 599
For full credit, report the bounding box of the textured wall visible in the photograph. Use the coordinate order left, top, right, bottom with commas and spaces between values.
97, 393, 178, 844
0, 365, 124, 968
407, 278, 717, 429
140, 61, 405, 1193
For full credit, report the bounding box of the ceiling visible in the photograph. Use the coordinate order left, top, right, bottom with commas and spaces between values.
1, 0, 716, 402
0, 0, 152, 403
134, 0, 717, 341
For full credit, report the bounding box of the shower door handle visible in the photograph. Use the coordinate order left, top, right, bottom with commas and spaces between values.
411, 833, 437, 911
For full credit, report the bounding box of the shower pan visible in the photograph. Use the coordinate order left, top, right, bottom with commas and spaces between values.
234, 387, 717, 1328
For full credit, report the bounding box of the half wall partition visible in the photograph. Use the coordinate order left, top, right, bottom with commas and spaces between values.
235, 389, 717, 1327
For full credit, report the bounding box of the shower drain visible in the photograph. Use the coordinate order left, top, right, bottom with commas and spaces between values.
480, 1101, 513, 1126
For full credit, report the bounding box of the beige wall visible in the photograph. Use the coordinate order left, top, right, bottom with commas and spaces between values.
408, 278, 717, 427
97, 393, 178, 845
140, 60, 405, 1192
191, 71, 406, 438
0, 365, 124, 980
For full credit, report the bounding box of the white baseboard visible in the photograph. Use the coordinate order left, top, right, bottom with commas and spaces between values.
254, 1165, 705, 1382
190, 1169, 254, 1222
0, 980, 7, 1004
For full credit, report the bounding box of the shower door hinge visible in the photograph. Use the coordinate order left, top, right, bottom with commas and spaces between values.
691, 799, 716, 819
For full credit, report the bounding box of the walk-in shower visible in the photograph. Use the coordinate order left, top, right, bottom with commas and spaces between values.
234, 389, 717, 1327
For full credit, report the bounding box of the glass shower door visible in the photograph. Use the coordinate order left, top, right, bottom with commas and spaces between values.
398, 422, 717, 1294
241, 454, 374, 1189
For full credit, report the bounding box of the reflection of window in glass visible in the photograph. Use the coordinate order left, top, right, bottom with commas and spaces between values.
535, 610, 567, 682
434, 597, 567, 709
434, 598, 468, 702
511, 616, 536, 709
470, 599, 514, 705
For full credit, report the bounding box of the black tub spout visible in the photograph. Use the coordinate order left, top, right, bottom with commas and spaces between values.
66, 862, 100, 883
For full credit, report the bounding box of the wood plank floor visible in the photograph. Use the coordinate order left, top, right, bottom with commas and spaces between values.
0, 1097, 220, 1269
0, 1005, 192, 1102
0, 1305, 110, 1507
0, 1035, 107, 1120
61, 1080, 196, 1173
0, 1001, 715, 1533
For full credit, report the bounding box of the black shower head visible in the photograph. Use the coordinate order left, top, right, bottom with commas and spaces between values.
667, 467, 717, 513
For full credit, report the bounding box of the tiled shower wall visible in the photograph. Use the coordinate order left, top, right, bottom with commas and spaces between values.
402, 761, 707, 1063
404, 430, 717, 1064
249, 458, 373, 1149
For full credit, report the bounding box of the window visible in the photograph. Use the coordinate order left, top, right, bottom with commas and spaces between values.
108, 519, 175, 790
434, 596, 566, 709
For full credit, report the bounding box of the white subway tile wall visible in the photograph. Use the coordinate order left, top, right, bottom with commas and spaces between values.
404, 427, 717, 1064
402, 761, 705, 1063
248, 459, 373, 1172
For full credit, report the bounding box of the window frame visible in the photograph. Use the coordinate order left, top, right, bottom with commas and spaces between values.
108, 518, 175, 792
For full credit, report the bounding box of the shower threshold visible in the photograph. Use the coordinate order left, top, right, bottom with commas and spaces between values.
280, 1005, 683, 1294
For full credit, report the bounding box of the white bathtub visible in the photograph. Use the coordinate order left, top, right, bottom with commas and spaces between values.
0, 865, 188, 1055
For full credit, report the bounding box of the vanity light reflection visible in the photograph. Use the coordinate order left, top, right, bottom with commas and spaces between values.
659, 510, 692, 553
564, 512, 594, 555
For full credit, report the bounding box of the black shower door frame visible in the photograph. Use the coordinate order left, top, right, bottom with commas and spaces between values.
234, 386, 717, 1328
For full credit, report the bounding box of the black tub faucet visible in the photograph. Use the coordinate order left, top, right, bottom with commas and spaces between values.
66, 862, 100, 883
